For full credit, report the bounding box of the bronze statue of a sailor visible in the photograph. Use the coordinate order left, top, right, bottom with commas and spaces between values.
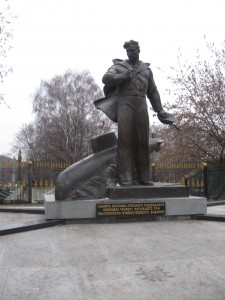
94, 40, 175, 186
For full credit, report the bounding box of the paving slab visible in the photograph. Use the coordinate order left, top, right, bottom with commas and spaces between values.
0, 214, 225, 299
0, 212, 45, 226
207, 204, 225, 215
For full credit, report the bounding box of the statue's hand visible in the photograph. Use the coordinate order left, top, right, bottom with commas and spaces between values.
123, 70, 135, 81
158, 109, 168, 118
157, 109, 176, 124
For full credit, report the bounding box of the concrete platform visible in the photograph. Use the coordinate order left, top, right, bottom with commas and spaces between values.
0, 207, 225, 299
44, 195, 207, 220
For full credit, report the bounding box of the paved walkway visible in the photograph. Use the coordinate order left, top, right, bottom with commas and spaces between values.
0, 206, 225, 300
207, 204, 225, 215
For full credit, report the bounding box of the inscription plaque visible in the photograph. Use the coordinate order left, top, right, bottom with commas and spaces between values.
96, 202, 165, 218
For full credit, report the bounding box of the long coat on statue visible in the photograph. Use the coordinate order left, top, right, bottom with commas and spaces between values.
94, 59, 163, 185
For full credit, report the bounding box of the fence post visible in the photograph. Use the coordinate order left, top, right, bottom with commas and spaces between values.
152, 163, 156, 182
184, 175, 189, 195
203, 163, 208, 199
17, 150, 22, 183
28, 161, 33, 204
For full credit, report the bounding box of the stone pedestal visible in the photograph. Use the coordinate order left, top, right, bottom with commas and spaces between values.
107, 183, 188, 199
44, 183, 207, 222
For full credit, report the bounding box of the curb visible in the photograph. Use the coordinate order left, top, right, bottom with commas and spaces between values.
0, 207, 45, 214
0, 219, 64, 236
207, 200, 225, 207
192, 214, 225, 222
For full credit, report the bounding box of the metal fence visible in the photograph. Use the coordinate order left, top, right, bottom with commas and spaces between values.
0, 161, 224, 204
151, 163, 203, 184
152, 163, 225, 200
206, 169, 225, 200
0, 161, 70, 204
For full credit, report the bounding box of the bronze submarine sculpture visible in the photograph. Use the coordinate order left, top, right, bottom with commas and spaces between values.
55, 132, 163, 201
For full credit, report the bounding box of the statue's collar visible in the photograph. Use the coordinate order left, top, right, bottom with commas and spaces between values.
112, 59, 150, 73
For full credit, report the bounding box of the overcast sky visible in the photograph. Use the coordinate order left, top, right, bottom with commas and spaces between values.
1, 0, 225, 156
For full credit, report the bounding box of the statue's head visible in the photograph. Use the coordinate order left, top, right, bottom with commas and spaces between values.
123, 40, 140, 62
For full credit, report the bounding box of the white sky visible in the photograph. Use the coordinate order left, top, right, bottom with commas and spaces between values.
0, 0, 225, 156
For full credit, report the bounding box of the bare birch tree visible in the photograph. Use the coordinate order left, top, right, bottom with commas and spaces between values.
12, 70, 114, 163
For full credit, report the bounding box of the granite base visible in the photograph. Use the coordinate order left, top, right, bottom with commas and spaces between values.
44, 195, 207, 221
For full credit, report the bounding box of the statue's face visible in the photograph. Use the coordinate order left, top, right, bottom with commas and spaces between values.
126, 46, 139, 62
